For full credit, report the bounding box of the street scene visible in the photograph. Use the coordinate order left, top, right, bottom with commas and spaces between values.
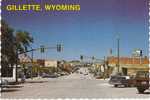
1, 0, 150, 99
1, 67, 150, 99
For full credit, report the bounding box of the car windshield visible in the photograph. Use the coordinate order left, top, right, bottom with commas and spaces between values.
111, 76, 126, 80
118, 77, 126, 80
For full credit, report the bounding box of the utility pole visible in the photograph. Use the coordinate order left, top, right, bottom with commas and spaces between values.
117, 37, 120, 73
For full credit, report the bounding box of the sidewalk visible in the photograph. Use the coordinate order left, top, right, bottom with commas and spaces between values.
8, 77, 44, 85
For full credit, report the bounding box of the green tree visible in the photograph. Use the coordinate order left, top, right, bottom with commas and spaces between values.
1, 20, 34, 78
14, 29, 33, 82
1, 20, 16, 76
15, 30, 33, 53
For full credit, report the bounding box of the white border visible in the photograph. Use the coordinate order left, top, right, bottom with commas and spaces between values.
0, 0, 2, 96
148, 0, 150, 98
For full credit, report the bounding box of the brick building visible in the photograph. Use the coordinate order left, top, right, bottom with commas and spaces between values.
107, 56, 149, 76
107, 56, 149, 65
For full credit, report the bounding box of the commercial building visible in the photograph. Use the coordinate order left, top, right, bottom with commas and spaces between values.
107, 56, 149, 76
44, 60, 58, 67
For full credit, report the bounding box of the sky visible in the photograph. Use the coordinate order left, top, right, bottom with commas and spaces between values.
2, 0, 149, 61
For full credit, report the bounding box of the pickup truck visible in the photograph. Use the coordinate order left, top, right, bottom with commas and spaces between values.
135, 71, 149, 93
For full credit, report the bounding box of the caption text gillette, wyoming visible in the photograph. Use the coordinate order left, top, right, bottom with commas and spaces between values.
5, 0, 80, 12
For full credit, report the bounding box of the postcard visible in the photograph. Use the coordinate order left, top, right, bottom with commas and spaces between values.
1, 0, 150, 99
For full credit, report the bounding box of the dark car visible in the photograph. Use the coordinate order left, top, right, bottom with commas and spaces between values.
109, 75, 130, 87
59, 72, 69, 76
135, 71, 149, 93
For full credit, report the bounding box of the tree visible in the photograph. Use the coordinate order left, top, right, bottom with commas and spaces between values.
15, 30, 33, 53
1, 20, 16, 77
14, 29, 33, 82
1, 20, 34, 78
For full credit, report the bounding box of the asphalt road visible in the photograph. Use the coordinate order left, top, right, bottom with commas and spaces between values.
1, 68, 150, 99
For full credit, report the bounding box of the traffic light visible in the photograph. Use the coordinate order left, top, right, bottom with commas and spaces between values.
57, 44, 62, 52
40, 45, 45, 53
80, 55, 83, 60
140, 50, 142, 56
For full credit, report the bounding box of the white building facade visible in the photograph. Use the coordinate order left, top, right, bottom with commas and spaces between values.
44, 60, 58, 68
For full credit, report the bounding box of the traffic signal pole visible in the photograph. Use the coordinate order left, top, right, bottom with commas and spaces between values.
15, 44, 63, 82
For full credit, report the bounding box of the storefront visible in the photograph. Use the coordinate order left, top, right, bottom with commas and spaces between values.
122, 65, 149, 76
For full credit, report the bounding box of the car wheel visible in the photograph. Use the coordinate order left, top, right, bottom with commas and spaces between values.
114, 84, 118, 87
137, 87, 145, 94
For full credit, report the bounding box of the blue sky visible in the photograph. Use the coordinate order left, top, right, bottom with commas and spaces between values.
2, 0, 149, 60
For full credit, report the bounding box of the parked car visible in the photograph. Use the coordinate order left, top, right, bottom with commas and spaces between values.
84, 73, 88, 75
42, 73, 59, 78
59, 72, 69, 76
109, 75, 130, 87
127, 76, 137, 87
95, 75, 103, 79
135, 71, 149, 93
